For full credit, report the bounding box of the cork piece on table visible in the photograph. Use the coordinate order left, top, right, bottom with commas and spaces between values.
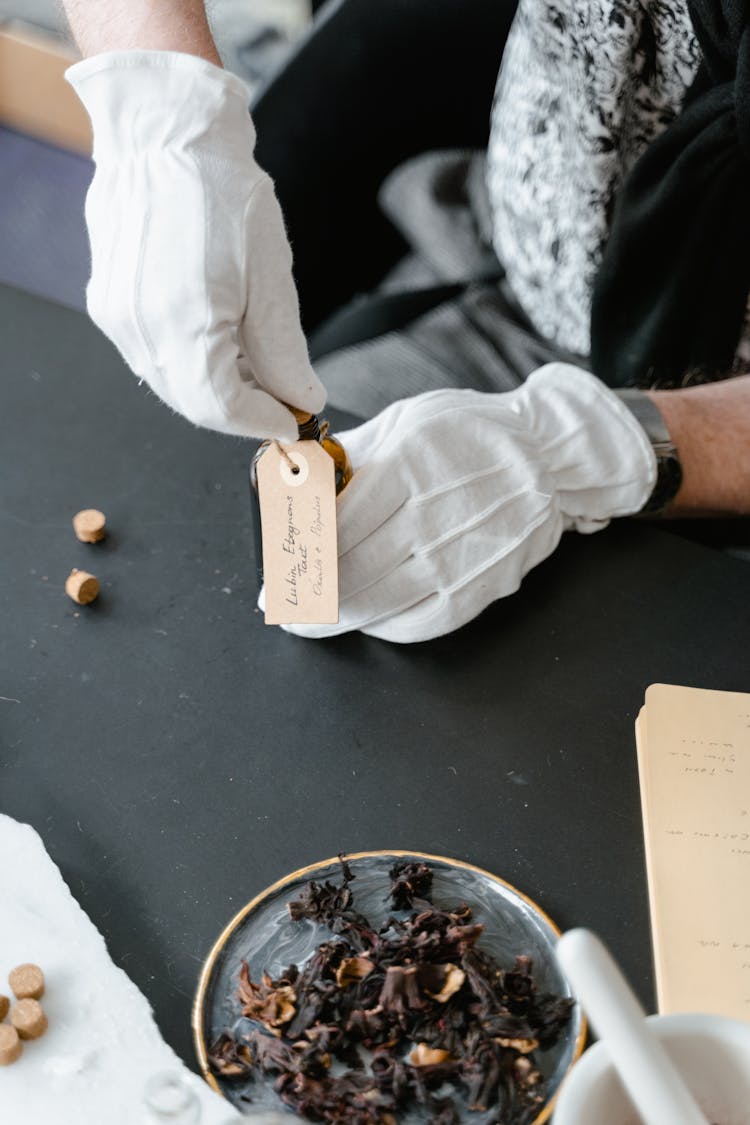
10, 998, 48, 1040
72, 508, 107, 543
0, 994, 8, 1021
65, 568, 99, 605
9, 963, 44, 1001
0, 1024, 22, 1066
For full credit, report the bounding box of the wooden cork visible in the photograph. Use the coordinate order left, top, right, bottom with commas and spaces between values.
65, 568, 99, 605
0, 1024, 22, 1066
9, 964, 44, 1001
11, 998, 47, 1040
0, 994, 8, 1021
72, 508, 106, 543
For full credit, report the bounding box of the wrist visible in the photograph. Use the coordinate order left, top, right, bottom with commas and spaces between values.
644, 379, 750, 516
63, 1, 222, 66
614, 390, 682, 516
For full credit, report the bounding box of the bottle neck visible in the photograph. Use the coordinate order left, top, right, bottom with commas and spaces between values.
294, 412, 321, 442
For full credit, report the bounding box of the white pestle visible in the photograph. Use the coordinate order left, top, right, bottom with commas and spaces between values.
556, 929, 711, 1125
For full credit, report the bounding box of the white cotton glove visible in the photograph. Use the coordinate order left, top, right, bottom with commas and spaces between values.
66, 51, 325, 441
278, 365, 656, 643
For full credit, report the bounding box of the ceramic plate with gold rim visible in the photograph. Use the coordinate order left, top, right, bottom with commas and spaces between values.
193, 851, 585, 1122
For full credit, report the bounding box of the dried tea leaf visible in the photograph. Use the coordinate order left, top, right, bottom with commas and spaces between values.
494, 1035, 539, 1054
409, 1043, 454, 1067
336, 956, 376, 988
238, 962, 296, 1033
208, 1032, 254, 1079
211, 859, 574, 1125
423, 964, 465, 1003
378, 965, 425, 1016
388, 861, 434, 909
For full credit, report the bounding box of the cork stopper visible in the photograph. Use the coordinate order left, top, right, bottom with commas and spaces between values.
0, 1024, 22, 1066
9, 964, 44, 1001
72, 508, 106, 543
11, 998, 47, 1040
0, 995, 8, 1021
65, 568, 99, 605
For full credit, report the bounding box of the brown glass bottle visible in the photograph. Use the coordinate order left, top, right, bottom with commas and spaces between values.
249, 408, 352, 587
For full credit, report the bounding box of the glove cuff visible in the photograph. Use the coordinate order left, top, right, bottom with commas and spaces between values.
66, 50, 254, 156
523, 364, 657, 524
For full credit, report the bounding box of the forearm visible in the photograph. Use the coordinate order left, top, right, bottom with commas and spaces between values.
646, 375, 750, 516
62, 0, 221, 65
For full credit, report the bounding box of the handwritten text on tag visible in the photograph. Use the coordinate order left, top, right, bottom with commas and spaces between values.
257, 441, 339, 625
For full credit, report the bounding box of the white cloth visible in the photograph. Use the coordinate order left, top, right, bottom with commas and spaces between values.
66, 51, 325, 442
0, 814, 248, 1124
280, 365, 656, 643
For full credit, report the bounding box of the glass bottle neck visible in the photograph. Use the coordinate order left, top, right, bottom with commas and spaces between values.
295, 412, 321, 442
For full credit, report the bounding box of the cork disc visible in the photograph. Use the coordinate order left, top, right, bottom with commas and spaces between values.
9, 963, 44, 1001
65, 569, 100, 606
11, 998, 47, 1040
72, 508, 106, 543
0, 994, 8, 1021
0, 1024, 22, 1066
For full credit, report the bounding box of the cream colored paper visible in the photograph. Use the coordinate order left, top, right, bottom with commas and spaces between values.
257, 440, 339, 625
636, 683, 750, 1020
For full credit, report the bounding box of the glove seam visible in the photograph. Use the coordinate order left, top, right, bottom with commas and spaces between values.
343, 493, 553, 611
204, 174, 278, 423
436, 497, 553, 587
235, 175, 272, 385
414, 486, 551, 558
196, 160, 280, 429
411, 458, 529, 504
197, 147, 236, 429
132, 167, 159, 376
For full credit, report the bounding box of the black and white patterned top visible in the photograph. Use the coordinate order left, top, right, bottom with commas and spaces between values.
487, 0, 704, 357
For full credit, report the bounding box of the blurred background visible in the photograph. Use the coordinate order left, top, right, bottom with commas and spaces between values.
0, 0, 313, 311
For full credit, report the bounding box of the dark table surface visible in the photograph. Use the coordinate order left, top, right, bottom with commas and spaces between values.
1, 283, 749, 1072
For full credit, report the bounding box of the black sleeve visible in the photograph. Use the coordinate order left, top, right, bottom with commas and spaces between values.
252, 0, 517, 331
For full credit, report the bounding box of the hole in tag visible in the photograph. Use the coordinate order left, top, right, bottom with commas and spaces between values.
280, 451, 309, 486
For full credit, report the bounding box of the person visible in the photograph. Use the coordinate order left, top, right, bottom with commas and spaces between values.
61, 0, 750, 643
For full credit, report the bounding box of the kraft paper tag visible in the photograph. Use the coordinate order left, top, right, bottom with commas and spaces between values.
257, 440, 339, 625
636, 683, 750, 1019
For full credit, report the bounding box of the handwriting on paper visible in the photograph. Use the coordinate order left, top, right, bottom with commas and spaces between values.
257, 441, 338, 625
279, 493, 330, 608
636, 684, 750, 1018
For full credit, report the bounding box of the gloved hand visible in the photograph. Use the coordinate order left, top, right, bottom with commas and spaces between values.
279, 365, 656, 643
66, 51, 324, 441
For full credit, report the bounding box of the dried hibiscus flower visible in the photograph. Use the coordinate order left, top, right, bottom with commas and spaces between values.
387, 860, 433, 910
209, 858, 573, 1124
